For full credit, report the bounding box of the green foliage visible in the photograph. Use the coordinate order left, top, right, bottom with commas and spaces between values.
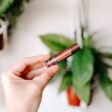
40, 33, 112, 105
59, 71, 72, 92
72, 48, 94, 86
83, 35, 92, 48
0, 0, 14, 15
99, 62, 112, 100
72, 48, 94, 103
0, 0, 30, 27
8, 0, 25, 27
100, 53, 112, 59
40, 34, 74, 53
73, 82, 91, 104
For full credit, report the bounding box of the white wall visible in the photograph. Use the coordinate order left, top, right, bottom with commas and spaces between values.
0, 0, 112, 112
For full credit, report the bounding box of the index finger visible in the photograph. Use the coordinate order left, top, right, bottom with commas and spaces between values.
9, 55, 50, 76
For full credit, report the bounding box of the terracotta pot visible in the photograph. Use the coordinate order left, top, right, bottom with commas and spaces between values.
67, 86, 80, 106
0, 34, 4, 50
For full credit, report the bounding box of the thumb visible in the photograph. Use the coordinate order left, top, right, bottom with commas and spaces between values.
33, 65, 59, 89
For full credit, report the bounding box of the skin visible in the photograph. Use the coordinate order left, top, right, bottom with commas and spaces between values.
1, 55, 59, 112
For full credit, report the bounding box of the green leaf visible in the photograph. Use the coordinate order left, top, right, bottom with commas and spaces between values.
96, 52, 112, 67
73, 82, 91, 104
40, 34, 74, 53
25, 0, 31, 2
49, 51, 57, 56
59, 71, 72, 92
72, 48, 94, 86
84, 35, 92, 47
51, 60, 67, 82
8, 0, 25, 27
0, 0, 29, 26
72, 48, 93, 104
99, 64, 112, 100
100, 53, 112, 59
0, 0, 14, 15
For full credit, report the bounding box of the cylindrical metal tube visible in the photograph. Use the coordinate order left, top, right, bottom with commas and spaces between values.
46, 43, 80, 67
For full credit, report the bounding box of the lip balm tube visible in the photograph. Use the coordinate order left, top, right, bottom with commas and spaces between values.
46, 43, 80, 67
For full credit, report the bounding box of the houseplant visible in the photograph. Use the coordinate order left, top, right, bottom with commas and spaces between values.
39, 31, 112, 106
39, 0, 112, 106
0, 0, 30, 50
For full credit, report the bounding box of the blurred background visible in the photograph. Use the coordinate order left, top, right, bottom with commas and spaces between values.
0, 0, 112, 112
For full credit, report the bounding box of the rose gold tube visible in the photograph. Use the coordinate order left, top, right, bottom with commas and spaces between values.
46, 43, 80, 67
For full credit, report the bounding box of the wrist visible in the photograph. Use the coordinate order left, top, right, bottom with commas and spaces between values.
6, 98, 40, 112
6, 101, 28, 112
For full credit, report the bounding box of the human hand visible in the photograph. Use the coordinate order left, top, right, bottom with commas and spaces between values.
1, 55, 59, 112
